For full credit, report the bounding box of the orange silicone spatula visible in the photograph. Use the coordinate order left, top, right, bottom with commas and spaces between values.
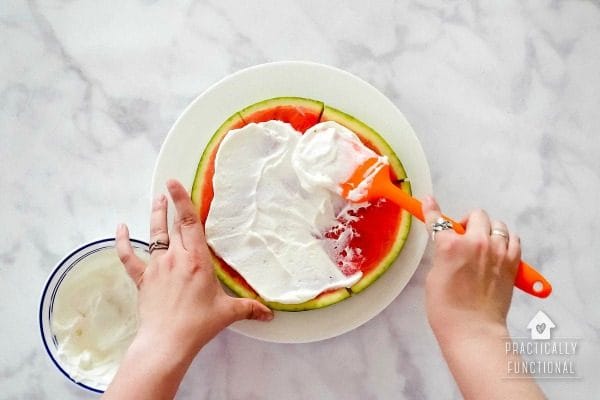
341, 158, 552, 298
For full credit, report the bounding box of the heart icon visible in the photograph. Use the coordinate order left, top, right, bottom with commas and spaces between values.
536, 323, 546, 334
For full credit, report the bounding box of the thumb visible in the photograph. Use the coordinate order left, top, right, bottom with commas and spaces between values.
228, 298, 274, 323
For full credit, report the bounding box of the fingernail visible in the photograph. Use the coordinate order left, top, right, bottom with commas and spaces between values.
259, 312, 274, 322
117, 223, 126, 232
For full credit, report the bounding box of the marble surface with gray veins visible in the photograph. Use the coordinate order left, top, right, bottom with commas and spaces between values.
2, 1, 599, 399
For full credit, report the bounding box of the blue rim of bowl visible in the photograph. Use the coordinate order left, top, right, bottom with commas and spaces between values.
38, 237, 149, 394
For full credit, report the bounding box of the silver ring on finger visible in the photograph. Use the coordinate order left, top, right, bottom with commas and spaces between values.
431, 217, 453, 241
149, 240, 169, 254
490, 229, 509, 241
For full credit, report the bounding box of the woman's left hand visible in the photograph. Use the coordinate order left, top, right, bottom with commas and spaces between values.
104, 179, 273, 400
117, 179, 273, 364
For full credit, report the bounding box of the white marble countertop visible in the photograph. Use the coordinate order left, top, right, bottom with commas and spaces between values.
2, 1, 599, 398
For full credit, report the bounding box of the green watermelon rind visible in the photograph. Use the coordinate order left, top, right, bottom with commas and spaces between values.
239, 96, 324, 120
214, 258, 258, 300
265, 288, 351, 312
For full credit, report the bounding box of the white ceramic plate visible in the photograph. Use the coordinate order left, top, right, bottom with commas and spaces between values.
151, 61, 431, 343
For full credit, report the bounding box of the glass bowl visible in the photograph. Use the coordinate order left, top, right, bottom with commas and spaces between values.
38, 238, 148, 393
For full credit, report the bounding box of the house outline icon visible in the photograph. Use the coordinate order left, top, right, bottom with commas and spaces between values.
527, 310, 556, 340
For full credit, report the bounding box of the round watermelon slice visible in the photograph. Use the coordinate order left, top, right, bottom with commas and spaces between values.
190, 97, 411, 311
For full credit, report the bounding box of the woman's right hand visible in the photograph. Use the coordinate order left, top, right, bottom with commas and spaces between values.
422, 196, 545, 400
423, 196, 520, 338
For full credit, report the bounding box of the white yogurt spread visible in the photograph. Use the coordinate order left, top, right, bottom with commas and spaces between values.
292, 121, 386, 194
206, 120, 386, 304
51, 247, 147, 389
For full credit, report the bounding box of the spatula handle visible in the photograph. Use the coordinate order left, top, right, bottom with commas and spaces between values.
384, 184, 552, 298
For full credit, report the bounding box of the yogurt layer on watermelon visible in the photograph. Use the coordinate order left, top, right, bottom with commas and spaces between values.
292, 121, 388, 196
205, 120, 387, 304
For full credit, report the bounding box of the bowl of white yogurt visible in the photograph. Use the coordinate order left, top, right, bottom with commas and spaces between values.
39, 238, 149, 393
